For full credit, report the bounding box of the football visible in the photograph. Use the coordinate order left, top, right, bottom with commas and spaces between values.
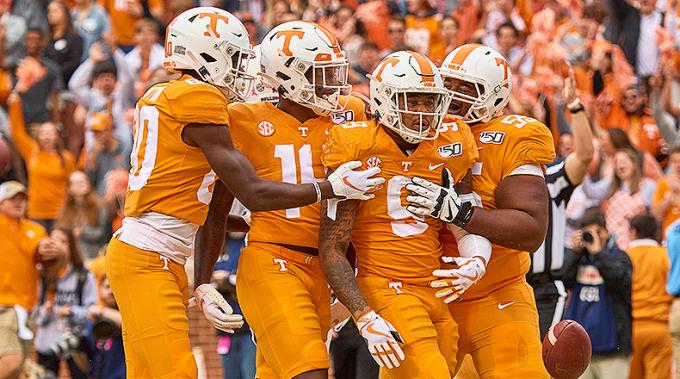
542, 320, 592, 379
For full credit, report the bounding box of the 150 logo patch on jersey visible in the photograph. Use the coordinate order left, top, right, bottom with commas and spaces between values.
437, 142, 462, 158
479, 131, 505, 145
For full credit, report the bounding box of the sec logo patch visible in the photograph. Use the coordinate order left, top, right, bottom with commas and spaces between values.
258, 121, 275, 137
365, 156, 382, 168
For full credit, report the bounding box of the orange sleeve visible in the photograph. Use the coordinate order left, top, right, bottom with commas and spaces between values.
8, 97, 37, 160
500, 118, 556, 178
459, 121, 479, 170
322, 124, 356, 170
167, 84, 229, 125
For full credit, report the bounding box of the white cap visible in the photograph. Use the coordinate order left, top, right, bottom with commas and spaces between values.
0, 181, 27, 202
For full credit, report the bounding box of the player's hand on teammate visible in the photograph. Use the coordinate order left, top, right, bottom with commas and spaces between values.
355, 310, 405, 369
430, 256, 487, 303
327, 161, 385, 200
406, 168, 471, 225
189, 283, 244, 333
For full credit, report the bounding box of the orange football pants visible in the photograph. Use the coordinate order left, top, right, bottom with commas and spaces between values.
629, 319, 673, 379
105, 237, 197, 379
236, 242, 331, 379
450, 280, 549, 379
357, 276, 458, 379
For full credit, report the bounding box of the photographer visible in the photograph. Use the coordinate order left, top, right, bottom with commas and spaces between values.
33, 227, 97, 379
562, 207, 633, 379
84, 276, 124, 379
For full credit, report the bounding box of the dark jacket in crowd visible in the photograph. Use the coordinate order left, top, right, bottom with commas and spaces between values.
562, 238, 633, 356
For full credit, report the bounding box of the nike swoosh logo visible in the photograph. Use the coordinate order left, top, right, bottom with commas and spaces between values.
497, 301, 516, 310
342, 177, 361, 191
429, 163, 444, 171
366, 323, 391, 338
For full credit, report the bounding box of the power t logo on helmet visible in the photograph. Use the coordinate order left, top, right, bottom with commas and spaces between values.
260, 21, 351, 116
368, 51, 451, 144
440, 44, 513, 123
163, 7, 256, 102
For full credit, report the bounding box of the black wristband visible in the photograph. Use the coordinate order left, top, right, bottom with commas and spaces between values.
452, 202, 474, 228
569, 103, 585, 114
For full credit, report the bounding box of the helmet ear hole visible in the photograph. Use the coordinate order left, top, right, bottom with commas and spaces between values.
200, 53, 217, 63
494, 98, 503, 106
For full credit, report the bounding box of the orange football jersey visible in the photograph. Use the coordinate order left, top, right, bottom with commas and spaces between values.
323, 119, 478, 285
441, 114, 555, 300
229, 97, 367, 249
124, 75, 228, 225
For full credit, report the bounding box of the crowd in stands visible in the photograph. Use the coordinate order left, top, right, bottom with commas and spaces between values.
3, 0, 680, 378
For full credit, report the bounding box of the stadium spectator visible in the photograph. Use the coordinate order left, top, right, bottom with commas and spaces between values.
348, 42, 380, 88
666, 218, 680, 378
69, 36, 135, 149
8, 94, 75, 231
85, 276, 125, 379
563, 207, 633, 379
383, 15, 409, 56
593, 128, 662, 182
45, 0, 84, 86
604, 0, 665, 78
125, 19, 163, 102
56, 171, 111, 259
582, 148, 656, 249
0, 0, 27, 68
653, 147, 680, 236
33, 227, 97, 379
11, 0, 48, 34
82, 112, 130, 197
99, 0, 163, 53
404, 0, 443, 62
482, 0, 526, 50
0, 181, 47, 379
616, 84, 665, 160
13, 28, 63, 129
626, 214, 673, 379
71, 0, 109, 61
439, 15, 458, 60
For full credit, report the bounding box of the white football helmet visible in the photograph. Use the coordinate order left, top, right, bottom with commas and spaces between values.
368, 51, 451, 144
163, 7, 255, 102
259, 21, 351, 116
440, 44, 512, 123
245, 45, 279, 103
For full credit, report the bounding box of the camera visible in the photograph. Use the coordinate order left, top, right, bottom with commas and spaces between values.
49, 330, 83, 357
92, 317, 121, 340
582, 231, 594, 244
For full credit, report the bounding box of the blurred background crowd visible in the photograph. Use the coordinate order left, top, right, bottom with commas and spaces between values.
3, 0, 680, 378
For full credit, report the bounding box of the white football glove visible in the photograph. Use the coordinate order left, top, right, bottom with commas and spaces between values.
356, 311, 405, 369
189, 283, 244, 333
405, 168, 471, 225
430, 256, 487, 303
328, 161, 385, 200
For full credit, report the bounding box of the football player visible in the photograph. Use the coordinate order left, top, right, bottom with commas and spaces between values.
198, 20, 373, 379
406, 43, 555, 378
319, 51, 488, 378
105, 9, 382, 379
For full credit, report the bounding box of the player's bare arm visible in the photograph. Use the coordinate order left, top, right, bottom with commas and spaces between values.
185, 123, 329, 211
194, 181, 234, 286
318, 199, 370, 318
464, 175, 548, 252
408, 169, 548, 252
